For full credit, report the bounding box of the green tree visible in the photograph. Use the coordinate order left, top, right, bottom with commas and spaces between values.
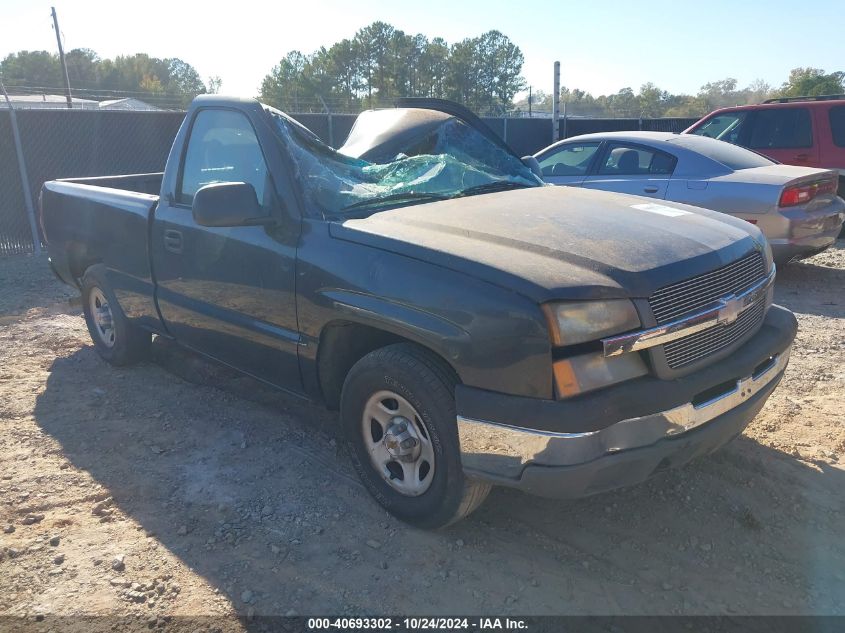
65, 48, 100, 87
778, 67, 844, 97
327, 38, 362, 106
260, 51, 308, 111
259, 22, 526, 114
419, 37, 449, 98
638, 82, 669, 117
698, 78, 739, 109
166, 58, 207, 105
0, 48, 210, 108
446, 37, 480, 106
207, 76, 222, 94
354, 21, 396, 106
607, 87, 637, 117
0, 50, 61, 88
476, 30, 526, 112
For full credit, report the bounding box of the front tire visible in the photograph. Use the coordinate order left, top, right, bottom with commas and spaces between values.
81, 265, 150, 366
340, 343, 491, 528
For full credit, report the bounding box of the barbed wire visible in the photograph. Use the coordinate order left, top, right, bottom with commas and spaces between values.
2, 84, 709, 118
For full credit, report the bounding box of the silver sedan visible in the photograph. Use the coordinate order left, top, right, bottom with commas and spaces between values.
534, 131, 845, 264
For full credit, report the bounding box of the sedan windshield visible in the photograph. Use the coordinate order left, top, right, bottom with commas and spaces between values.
267, 108, 542, 217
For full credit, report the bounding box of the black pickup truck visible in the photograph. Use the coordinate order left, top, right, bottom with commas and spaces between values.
40, 96, 797, 528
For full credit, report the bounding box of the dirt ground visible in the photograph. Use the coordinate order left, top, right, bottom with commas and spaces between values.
1, 244, 844, 624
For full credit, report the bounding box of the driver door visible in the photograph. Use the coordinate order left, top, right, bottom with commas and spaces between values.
151, 108, 302, 391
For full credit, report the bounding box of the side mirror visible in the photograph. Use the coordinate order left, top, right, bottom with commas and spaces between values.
522, 155, 542, 178
192, 182, 273, 227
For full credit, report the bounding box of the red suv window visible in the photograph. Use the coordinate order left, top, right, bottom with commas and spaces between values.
747, 108, 812, 149
830, 105, 845, 148
689, 111, 748, 145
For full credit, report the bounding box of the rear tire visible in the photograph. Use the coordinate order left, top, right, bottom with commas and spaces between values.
838, 177, 845, 238
340, 343, 491, 528
81, 265, 150, 366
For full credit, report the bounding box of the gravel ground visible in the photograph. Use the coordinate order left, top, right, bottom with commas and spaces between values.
1, 244, 843, 625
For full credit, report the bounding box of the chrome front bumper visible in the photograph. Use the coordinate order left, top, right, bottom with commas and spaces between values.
458, 349, 789, 484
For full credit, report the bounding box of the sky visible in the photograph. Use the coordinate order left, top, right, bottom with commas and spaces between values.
1, 0, 842, 100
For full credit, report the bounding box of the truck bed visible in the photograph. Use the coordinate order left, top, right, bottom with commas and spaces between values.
40, 174, 163, 330
55, 172, 164, 196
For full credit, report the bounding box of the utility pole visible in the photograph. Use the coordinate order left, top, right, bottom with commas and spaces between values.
552, 61, 560, 142
51, 7, 72, 109
562, 102, 567, 140
528, 86, 532, 118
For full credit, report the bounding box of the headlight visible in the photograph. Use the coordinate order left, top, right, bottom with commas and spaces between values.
542, 300, 640, 347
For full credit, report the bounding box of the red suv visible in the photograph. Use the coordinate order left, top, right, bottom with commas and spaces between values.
684, 95, 845, 198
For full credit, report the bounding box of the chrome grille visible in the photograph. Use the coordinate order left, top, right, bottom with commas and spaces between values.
649, 250, 768, 370
649, 251, 765, 324
663, 301, 766, 368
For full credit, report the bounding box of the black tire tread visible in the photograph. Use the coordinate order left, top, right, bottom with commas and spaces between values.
379, 344, 492, 526
341, 342, 491, 528
81, 265, 150, 366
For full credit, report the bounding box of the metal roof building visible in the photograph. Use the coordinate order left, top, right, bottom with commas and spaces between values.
0, 94, 99, 109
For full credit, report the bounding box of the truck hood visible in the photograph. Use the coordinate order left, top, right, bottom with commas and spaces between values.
330, 186, 765, 303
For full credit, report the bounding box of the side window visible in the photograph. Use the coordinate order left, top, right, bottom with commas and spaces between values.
538, 143, 600, 176
690, 111, 748, 145
178, 109, 271, 207
747, 108, 812, 149
598, 144, 676, 176
829, 105, 845, 148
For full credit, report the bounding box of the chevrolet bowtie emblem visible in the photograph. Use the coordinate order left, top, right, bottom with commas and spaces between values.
716, 294, 743, 325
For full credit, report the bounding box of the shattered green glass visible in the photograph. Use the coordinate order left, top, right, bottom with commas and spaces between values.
266, 107, 542, 217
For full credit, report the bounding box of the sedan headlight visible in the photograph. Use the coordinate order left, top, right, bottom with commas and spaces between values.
542, 300, 640, 347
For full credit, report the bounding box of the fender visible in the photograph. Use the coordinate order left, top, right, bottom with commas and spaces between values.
318, 288, 471, 362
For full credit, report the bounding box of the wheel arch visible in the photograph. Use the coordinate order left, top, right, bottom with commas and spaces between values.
316, 318, 464, 411
68, 242, 104, 286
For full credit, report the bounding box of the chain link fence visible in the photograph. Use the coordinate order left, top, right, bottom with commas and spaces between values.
1, 107, 697, 256
0, 109, 185, 256
0, 111, 32, 256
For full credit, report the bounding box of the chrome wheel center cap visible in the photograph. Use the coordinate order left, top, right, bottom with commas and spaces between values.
383, 417, 420, 462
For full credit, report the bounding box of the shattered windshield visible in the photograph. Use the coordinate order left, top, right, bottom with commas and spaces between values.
266, 108, 543, 217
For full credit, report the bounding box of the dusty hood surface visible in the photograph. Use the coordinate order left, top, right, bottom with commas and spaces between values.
331, 186, 764, 303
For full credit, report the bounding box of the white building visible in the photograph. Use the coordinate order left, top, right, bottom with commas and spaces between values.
1, 94, 161, 111
98, 98, 161, 111
0, 94, 99, 109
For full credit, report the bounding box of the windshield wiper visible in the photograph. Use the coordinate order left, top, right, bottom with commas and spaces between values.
454, 181, 533, 198
340, 191, 450, 212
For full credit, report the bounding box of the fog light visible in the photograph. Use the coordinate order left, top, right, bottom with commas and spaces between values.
554, 351, 648, 398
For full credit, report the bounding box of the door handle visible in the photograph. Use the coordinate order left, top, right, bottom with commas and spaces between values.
644, 186, 659, 193
795, 153, 809, 161
163, 229, 183, 254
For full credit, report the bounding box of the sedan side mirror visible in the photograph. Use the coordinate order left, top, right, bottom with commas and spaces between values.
522, 155, 542, 178
192, 182, 274, 227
